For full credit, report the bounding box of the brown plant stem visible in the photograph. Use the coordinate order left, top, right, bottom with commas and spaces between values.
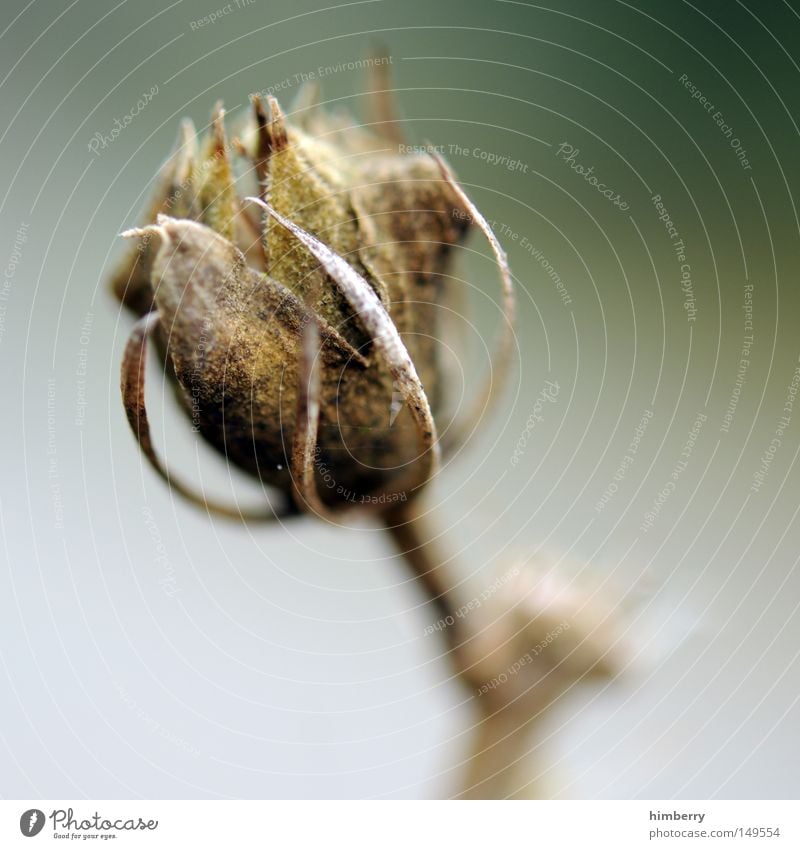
457, 706, 548, 800
383, 501, 551, 799
383, 502, 460, 638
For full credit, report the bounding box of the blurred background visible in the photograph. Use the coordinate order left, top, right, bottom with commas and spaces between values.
1, 0, 799, 798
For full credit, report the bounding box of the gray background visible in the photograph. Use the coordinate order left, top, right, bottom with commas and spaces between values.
1, 0, 799, 798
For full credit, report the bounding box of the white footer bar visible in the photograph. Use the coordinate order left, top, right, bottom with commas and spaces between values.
2, 800, 797, 847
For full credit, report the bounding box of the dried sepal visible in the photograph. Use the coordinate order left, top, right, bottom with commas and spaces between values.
249, 94, 272, 199
364, 47, 405, 147
259, 97, 365, 343
289, 80, 322, 129
120, 309, 288, 521
110, 119, 197, 315
429, 152, 517, 454
192, 102, 238, 241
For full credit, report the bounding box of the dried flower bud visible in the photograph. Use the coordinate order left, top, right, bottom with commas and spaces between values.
112, 66, 514, 517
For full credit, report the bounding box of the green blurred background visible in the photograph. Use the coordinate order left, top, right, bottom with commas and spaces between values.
1, 0, 799, 798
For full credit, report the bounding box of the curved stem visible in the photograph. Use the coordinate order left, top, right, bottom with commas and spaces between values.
383, 502, 459, 634
382, 502, 485, 697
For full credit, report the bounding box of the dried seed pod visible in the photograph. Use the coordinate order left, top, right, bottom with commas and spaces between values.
112, 68, 514, 516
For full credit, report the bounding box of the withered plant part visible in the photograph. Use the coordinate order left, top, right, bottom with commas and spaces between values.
111, 65, 619, 798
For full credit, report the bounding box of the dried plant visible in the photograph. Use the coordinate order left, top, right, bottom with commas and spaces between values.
110, 60, 621, 798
